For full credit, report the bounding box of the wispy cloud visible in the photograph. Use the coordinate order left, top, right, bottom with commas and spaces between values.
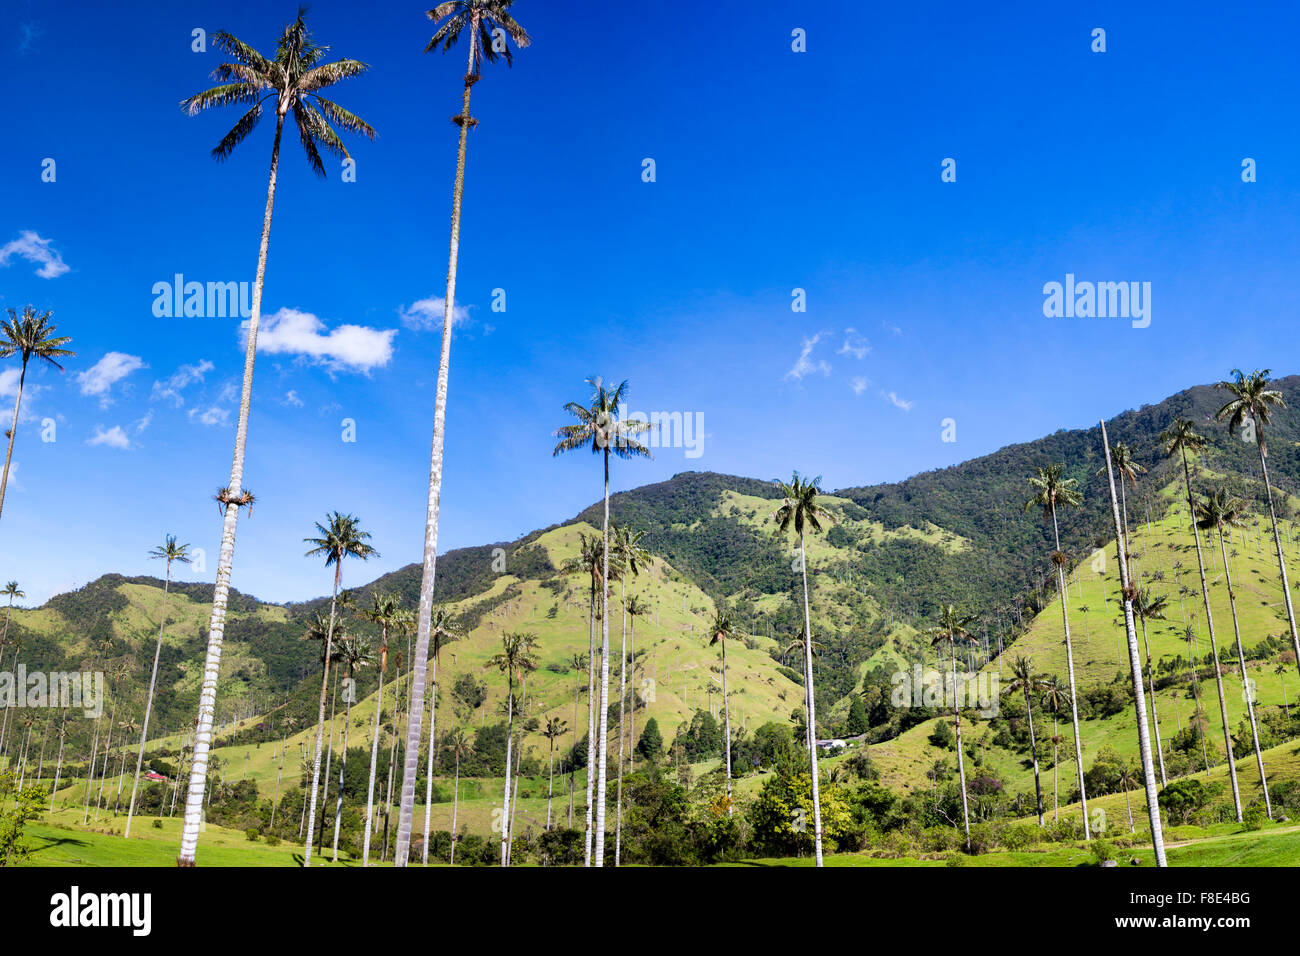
252, 308, 396, 373
883, 390, 913, 411
88, 425, 131, 449
851, 376, 869, 396
0, 231, 69, 278
134, 411, 153, 434
837, 328, 871, 360
188, 405, 230, 427
77, 352, 145, 407
283, 390, 304, 407
785, 332, 832, 381
881, 320, 902, 336
398, 295, 470, 332
151, 359, 214, 406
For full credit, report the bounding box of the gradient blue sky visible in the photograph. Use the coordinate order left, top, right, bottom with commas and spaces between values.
3, 0, 1299, 605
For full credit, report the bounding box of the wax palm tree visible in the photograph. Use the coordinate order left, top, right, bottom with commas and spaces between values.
330, 634, 371, 861
561, 530, 605, 854
1024, 463, 1091, 838
1132, 586, 1171, 786
0, 307, 73, 525
1182, 624, 1211, 771
1216, 369, 1300, 676
300, 513, 376, 865
269, 714, 297, 830
445, 727, 472, 865
125, 536, 191, 837
1276, 661, 1291, 718
485, 631, 538, 865
422, 606, 461, 864
625, 592, 650, 771
49, 719, 68, 812
0, 581, 24, 757
928, 604, 976, 850
772, 470, 833, 866
1003, 655, 1046, 825
542, 716, 567, 831
392, 1, 531, 869
612, 522, 649, 865
363, 593, 401, 865
1116, 764, 1139, 834
1039, 674, 1069, 820
1197, 487, 1270, 819
1101, 420, 1168, 865
553, 377, 651, 866
707, 609, 738, 815
177, 10, 375, 866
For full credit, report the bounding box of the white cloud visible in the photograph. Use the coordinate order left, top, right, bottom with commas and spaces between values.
784, 333, 832, 381
883, 390, 913, 411
134, 410, 153, 434
0, 231, 69, 278
88, 424, 130, 449
398, 296, 470, 332
253, 308, 396, 372
881, 320, 902, 336
188, 405, 230, 427
77, 352, 145, 407
851, 376, 869, 396
837, 328, 871, 360
283, 390, 304, 407
152, 360, 214, 405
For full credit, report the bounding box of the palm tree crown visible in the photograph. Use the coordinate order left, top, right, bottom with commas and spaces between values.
0, 307, 74, 369
1216, 368, 1285, 455
181, 7, 376, 175
426, 0, 531, 71
552, 377, 653, 462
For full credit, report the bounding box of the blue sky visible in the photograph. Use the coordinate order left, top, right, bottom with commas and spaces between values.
2, 0, 1299, 606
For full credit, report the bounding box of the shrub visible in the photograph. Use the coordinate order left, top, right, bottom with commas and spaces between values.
265, 834, 281, 846
151, 819, 163, 830
965, 823, 995, 855
1090, 839, 1115, 865
1241, 803, 1266, 832
245, 828, 260, 842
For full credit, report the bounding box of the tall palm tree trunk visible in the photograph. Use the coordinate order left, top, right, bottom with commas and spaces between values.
546, 737, 555, 831
1023, 685, 1044, 826
1179, 446, 1240, 820
302, 566, 341, 866
720, 633, 732, 813
1101, 420, 1167, 866
49, 723, 65, 813
615, 579, 627, 864
500, 680, 514, 866
450, 751, 460, 865
950, 640, 972, 849
421, 654, 440, 864
317, 669, 338, 857
330, 691, 353, 861
178, 111, 284, 866
1123, 780, 1134, 833
584, 577, 596, 864
1137, 615, 1167, 785
594, 450, 613, 866
127, 564, 174, 837
0, 360, 29, 522
1050, 503, 1091, 839
798, 530, 824, 866
1219, 529, 1272, 818
362, 652, 387, 865
1254, 436, 1300, 677
392, 26, 481, 870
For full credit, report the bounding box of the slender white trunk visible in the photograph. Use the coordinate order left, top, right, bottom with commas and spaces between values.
584, 578, 596, 864
331, 691, 353, 862
500, 682, 514, 866
616, 578, 626, 864
1024, 685, 1044, 825
1180, 447, 1239, 820
1255, 436, 1300, 677
449, 753, 460, 865
421, 653, 440, 864
1101, 420, 1167, 866
362, 633, 388, 865
950, 642, 971, 848
392, 24, 481, 870
593, 452, 616, 866
1050, 503, 1090, 838
178, 110, 284, 866
126, 564, 173, 837
799, 530, 823, 866
1220, 529, 1271, 818
302, 569, 342, 866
